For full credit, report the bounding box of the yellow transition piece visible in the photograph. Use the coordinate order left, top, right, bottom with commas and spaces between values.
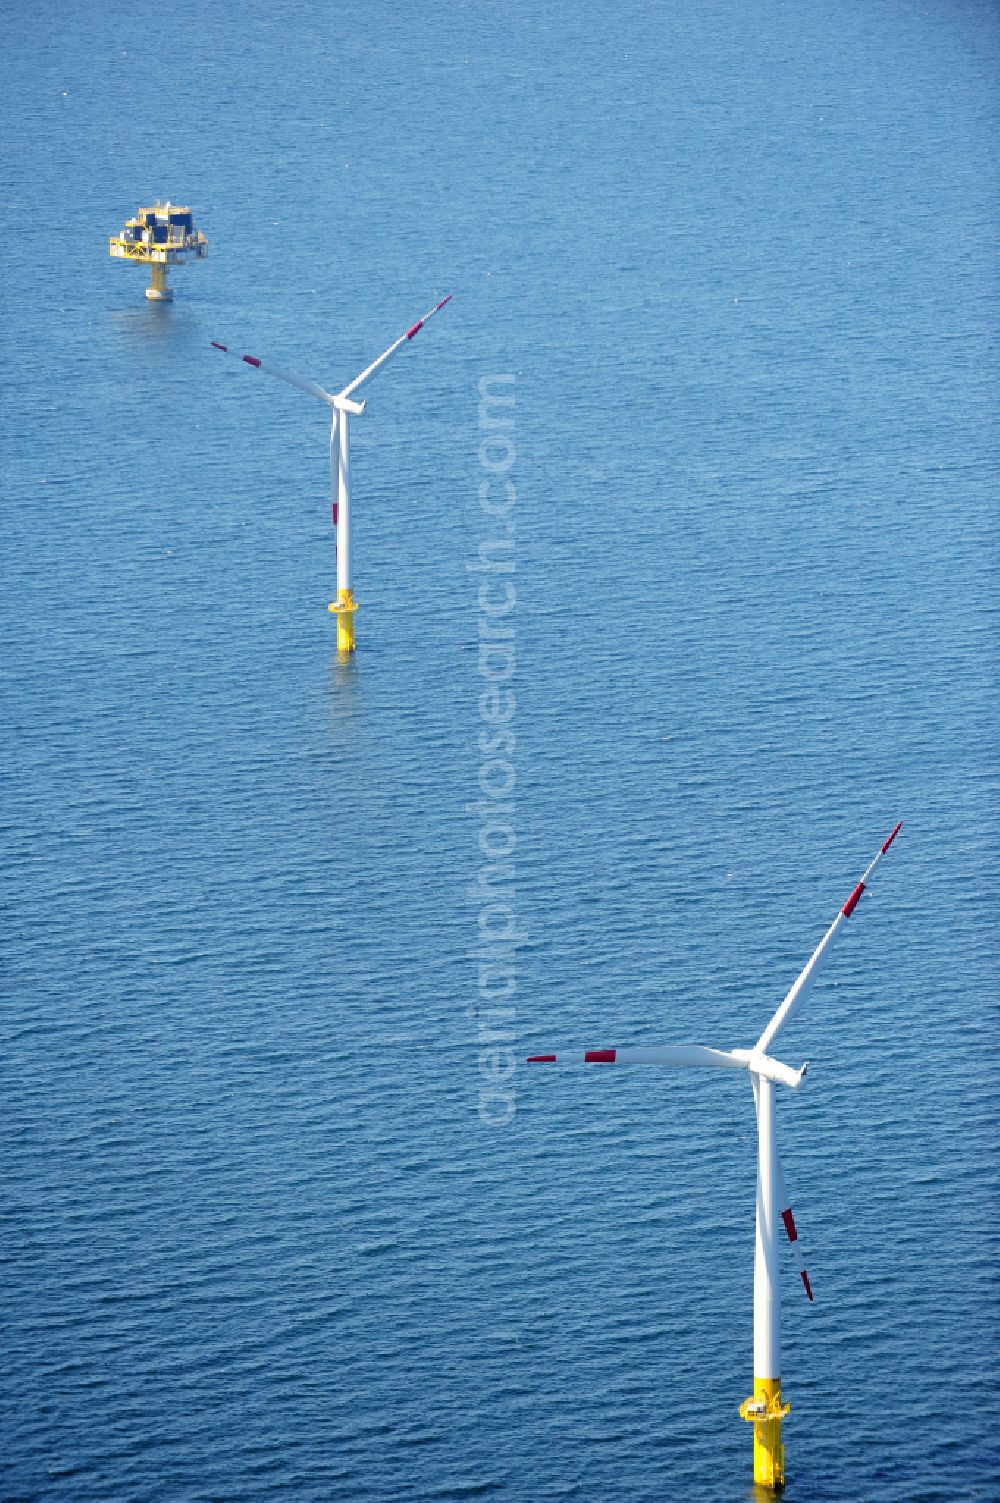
740, 1376, 791, 1490
328, 589, 358, 652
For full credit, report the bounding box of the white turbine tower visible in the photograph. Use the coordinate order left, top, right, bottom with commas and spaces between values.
527, 821, 903, 1491
211, 295, 452, 651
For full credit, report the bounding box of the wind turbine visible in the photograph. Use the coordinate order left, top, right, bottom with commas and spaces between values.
211, 295, 452, 651
527, 821, 903, 1491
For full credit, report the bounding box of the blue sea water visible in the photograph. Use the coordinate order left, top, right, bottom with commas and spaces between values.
2, 1, 998, 1499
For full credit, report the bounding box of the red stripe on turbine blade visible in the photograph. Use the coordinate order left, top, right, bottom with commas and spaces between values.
801, 1269, 814, 1301
526, 1055, 556, 1063
882, 821, 903, 854
435, 295, 453, 311
243, 355, 262, 368
842, 881, 865, 917
781, 1208, 798, 1242
584, 1049, 617, 1063
405, 319, 424, 340
210, 341, 228, 351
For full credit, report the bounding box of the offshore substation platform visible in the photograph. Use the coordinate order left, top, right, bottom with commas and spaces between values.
109, 202, 207, 301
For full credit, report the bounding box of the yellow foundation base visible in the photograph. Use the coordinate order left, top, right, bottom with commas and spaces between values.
328, 588, 358, 652
740, 1376, 790, 1490
146, 264, 173, 301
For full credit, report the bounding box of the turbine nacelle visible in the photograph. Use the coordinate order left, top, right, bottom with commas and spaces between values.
332, 393, 366, 416
738, 1050, 808, 1090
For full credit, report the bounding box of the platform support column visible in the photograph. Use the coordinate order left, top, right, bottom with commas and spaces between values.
146, 262, 172, 301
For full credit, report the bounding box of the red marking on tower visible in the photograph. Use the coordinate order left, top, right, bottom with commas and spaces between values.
842, 881, 865, 918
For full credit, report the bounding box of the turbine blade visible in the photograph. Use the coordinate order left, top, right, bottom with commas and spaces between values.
328, 409, 340, 541
775, 1153, 814, 1301
526, 1045, 747, 1071
337, 295, 453, 401
210, 341, 335, 405
755, 821, 903, 1057
751, 1078, 814, 1302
